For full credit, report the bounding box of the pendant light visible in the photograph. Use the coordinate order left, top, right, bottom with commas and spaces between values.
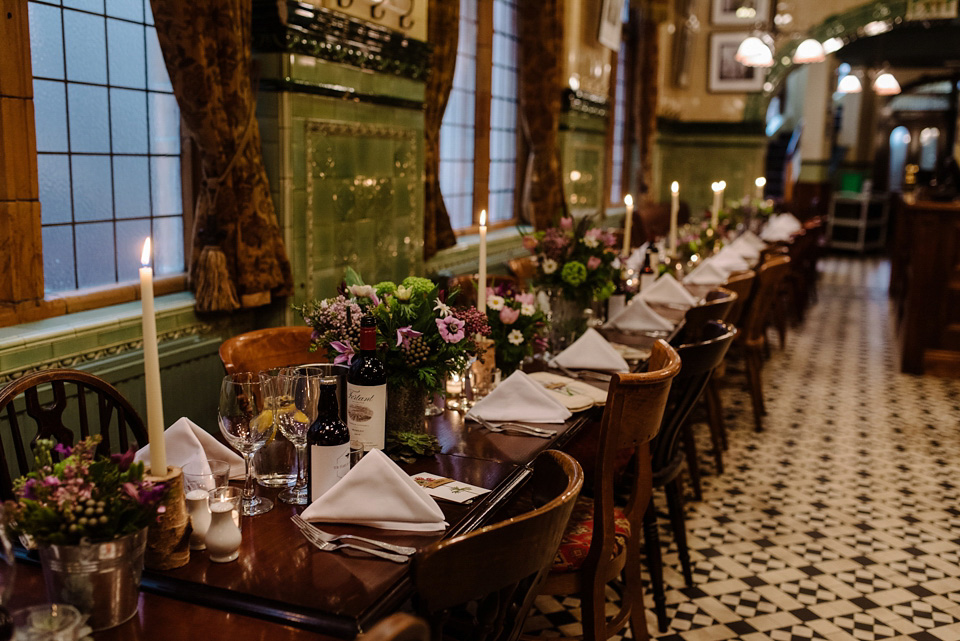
736, 35, 774, 68
792, 38, 825, 64
873, 72, 901, 96
837, 74, 862, 94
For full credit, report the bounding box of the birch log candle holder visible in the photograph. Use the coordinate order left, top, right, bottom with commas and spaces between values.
144, 466, 191, 570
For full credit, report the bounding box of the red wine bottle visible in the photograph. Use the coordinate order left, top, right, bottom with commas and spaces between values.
308, 377, 350, 502
639, 245, 658, 292
346, 314, 386, 450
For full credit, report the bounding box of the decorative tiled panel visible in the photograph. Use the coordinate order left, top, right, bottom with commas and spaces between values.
560, 110, 608, 217
304, 119, 423, 300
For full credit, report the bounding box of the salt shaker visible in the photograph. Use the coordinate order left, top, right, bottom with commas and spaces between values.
205, 488, 242, 563
185, 489, 211, 550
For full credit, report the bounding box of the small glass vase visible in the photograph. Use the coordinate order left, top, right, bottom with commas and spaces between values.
543, 287, 589, 354
386, 383, 428, 437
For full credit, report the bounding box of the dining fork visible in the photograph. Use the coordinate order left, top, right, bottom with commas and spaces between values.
294, 523, 409, 563
472, 416, 555, 438
291, 515, 417, 556
554, 364, 612, 383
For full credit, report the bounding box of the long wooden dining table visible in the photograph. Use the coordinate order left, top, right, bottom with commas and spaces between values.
13, 287, 715, 640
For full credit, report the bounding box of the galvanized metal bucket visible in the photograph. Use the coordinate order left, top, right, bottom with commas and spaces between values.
38, 528, 147, 631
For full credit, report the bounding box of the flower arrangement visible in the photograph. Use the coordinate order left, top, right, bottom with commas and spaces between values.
521, 215, 619, 304
294, 269, 490, 395
675, 220, 724, 264
721, 196, 774, 232
4, 436, 167, 546
484, 283, 549, 375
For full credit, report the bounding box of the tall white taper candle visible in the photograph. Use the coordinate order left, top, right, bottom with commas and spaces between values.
478, 210, 487, 314
622, 194, 634, 257
755, 176, 766, 201
711, 181, 725, 228
669, 181, 679, 256
139, 238, 166, 474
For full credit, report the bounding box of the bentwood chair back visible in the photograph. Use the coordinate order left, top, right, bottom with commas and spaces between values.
362, 614, 430, 641
678, 287, 736, 344
413, 450, 582, 641
218, 326, 317, 375
643, 322, 737, 631
0, 369, 147, 500
722, 270, 756, 328
741, 255, 791, 431
507, 256, 538, 289
449, 275, 519, 308
531, 340, 681, 641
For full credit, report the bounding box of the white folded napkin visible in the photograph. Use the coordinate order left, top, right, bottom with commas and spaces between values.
639, 273, 699, 308
760, 225, 793, 242
550, 328, 630, 373
740, 230, 767, 249
134, 417, 244, 479
713, 248, 750, 273
761, 214, 802, 241
684, 259, 728, 285
605, 298, 675, 332
728, 237, 761, 260
302, 449, 447, 531
466, 370, 573, 423
624, 242, 649, 272
527, 371, 609, 408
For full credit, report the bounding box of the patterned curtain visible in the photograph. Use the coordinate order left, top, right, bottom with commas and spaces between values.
150, 0, 292, 311
518, 0, 566, 230
423, 0, 459, 261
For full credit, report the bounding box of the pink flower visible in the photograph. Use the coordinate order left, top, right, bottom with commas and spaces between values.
559, 217, 574, 231
587, 256, 601, 270
396, 326, 422, 348
330, 340, 355, 365
499, 306, 520, 325
436, 316, 466, 343
486, 286, 498, 300
522, 235, 538, 251
515, 292, 535, 306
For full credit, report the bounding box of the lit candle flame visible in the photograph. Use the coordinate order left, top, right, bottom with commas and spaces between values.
671, 181, 679, 194
755, 177, 766, 187
140, 237, 152, 268
624, 194, 633, 206
479, 209, 486, 227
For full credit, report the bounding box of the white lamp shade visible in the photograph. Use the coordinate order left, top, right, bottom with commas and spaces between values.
822, 37, 843, 54
873, 72, 901, 96
736, 37, 774, 67
837, 74, 862, 93
793, 38, 825, 64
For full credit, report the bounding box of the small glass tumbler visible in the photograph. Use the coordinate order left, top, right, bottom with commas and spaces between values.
182, 459, 231, 494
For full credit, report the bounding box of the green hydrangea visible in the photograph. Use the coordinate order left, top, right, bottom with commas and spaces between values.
561, 261, 587, 287
374, 281, 397, 297
400, 276, 435, 297
595, 280, 616, 301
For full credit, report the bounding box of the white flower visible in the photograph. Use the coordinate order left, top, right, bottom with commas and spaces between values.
542, 258, 559, 274
488, 295, 505, 311
349, 284, 375, 298
508, 329, 524, 345
582, 236, 600, 248
520, 303, 536, 316
433, 298, 452, 317
396, 285, 412, 301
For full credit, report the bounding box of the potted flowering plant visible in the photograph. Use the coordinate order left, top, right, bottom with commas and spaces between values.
521, 215, 619, 349
295, 269, 489, 453
4, 436, 167, 630
485, 283, 549, 376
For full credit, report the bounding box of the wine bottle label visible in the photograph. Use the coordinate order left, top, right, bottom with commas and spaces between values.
309, 442, 350, 501
640, 273, 657, 292
346, 383, 386, 450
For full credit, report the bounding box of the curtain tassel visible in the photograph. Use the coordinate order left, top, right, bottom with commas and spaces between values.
194, 245, 240, 312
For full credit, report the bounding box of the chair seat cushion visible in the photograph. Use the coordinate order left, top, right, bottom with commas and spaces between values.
552, 496, 630, 573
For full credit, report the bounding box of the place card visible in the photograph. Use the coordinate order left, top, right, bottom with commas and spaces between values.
410, 473, 491, 504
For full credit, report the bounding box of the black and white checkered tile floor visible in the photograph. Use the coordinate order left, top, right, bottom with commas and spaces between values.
524, 256, 960, 641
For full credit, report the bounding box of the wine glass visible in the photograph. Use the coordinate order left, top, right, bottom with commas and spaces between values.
274, 368, 312, 505
218, 372, 274, 516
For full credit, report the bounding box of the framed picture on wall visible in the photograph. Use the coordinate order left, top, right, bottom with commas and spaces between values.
598, 0, 626, 50
708, 32, 765, 92
711, 0, 770, 25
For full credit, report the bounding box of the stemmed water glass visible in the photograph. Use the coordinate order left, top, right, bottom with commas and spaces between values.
218, 372, 274, 516
274, 368, 312, 505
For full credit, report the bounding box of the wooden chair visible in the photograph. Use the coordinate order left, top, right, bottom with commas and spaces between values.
722, 270, 757, 329
449, 275, 519, 307
507, 256, 538, 290
413, 450, 583, 641
534, 341, 681, 641
218, 326, 317, 375
741, 256, 791, 432
644, 322, 737, 632
362, 614, 430, 641
675, 288, 737, 499
0, 369, 148, 500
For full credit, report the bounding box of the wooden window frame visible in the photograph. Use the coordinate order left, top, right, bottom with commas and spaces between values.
604, 23, 635, 209
451, 0, 522, 236
0, 0, 189, 329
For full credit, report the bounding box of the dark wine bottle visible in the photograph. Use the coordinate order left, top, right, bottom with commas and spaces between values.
346, 314, 387, 451
639, 245, 658, 292
307, 377, 350, 502
607, 270, 627, 319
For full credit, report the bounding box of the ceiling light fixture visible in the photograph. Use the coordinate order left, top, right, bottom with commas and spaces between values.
873, 72, 901, 96
793, 38, 825, 64
736, 35, 775, 68
837, 74, 862, 93
822, 37, 843, 54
